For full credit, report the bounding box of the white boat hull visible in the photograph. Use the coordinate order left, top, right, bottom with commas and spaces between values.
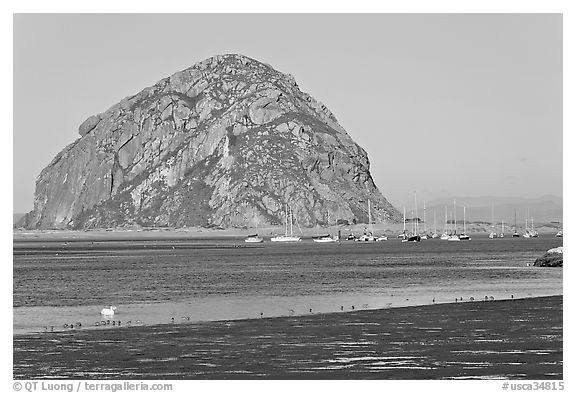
244, 237, 264, 243
355, 235, 376, 242
313, 237, 337, 243
271, 236, 301, 242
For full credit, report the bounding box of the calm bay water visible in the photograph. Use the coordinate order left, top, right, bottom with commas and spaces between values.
13, 235, 563, 334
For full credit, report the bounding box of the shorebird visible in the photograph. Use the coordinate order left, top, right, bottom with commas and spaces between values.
469, 297, 475, 301
289, 309, 295, 315
489, 296, 494, 301
170, 317, 175, 323
101, 306, 117, 316
340, 306, 344, 311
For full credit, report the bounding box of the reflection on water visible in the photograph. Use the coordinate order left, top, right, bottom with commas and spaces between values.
13, 236, 562, 334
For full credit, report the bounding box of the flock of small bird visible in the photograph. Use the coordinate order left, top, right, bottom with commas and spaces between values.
41, 294, 516, 333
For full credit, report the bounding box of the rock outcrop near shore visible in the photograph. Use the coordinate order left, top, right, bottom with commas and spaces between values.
24, 54, 400, 229
533, 247, 563, 267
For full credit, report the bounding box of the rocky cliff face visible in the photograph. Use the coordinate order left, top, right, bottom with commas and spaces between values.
24, 54, 400, 229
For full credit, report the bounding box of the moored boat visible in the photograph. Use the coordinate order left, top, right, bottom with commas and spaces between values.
512, 208, 520, 237
313, 235, 337, 243
459, 206, 471, 240
244, 234, 264, 243
271, 205, 301, 242
403, 234, 421, 242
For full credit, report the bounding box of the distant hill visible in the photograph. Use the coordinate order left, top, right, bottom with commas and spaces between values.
425, 195, 562, 225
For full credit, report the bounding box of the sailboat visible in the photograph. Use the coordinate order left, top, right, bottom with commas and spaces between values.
420, 200, 428, 239
529, 217, 539, 237
459, 206, 471, 240
489, 204, 497, 239
431, 209, 439, 238
271, 205, 301, 242
403, 192, 421, 242
498, 220, 505, 238
512, 208, 520, 237
356, 200, 377, 241
398, 207, 408, 240
376, 210, 388, 241
448, 200, 460, 241
523, 209, 531, 238
440, 206, 450, 240
313, 211, 337, 243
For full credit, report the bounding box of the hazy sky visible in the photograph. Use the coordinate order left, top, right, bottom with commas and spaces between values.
13, 13, 562, 213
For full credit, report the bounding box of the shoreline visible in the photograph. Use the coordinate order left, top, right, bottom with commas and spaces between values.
12, 224, 561, 243
13, 295, 563, 379
13, 220, 564, 241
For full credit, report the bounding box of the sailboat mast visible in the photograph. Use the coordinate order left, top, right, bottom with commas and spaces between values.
453, 200, 457, 235
290, 207, 294, 236
444, 206, 448, 234
414, 191, 418, 234
368, 199, 372, 234
491, 204, 495, 229
285, 205, 288, 236
463, 206, 466, 234
423, 200, 427, 234
434, 209, 437, 234
403, 207, 406, 232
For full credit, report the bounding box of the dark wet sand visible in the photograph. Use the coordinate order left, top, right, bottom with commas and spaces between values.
13, 295, 562, 379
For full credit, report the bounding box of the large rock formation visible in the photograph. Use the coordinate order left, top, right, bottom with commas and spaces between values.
24, 54, 401, 229
533, 247, 563, 267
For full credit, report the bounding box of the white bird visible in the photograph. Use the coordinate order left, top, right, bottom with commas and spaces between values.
100, 306, 117, 316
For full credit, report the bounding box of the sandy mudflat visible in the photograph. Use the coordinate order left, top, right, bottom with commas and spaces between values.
13, 295, 562, 380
